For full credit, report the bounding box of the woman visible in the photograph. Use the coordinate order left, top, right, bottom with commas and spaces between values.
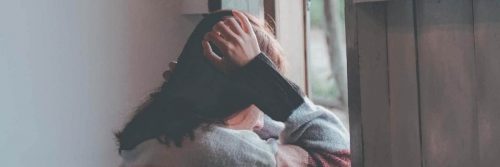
117, 10, 350, 167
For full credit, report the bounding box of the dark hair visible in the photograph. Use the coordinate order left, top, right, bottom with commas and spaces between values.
115, 10, 286, 153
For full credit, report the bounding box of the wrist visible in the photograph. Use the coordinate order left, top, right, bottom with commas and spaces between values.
236, 51, 262, 67
232, 52, 304, 121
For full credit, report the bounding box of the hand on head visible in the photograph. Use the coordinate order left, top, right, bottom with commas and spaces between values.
165, 11, 262, 78
202, 10, 261, 73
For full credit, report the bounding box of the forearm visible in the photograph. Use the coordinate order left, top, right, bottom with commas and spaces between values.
235, 53, 350, 166
233, 52, 304, 121
280, 98, 350, 166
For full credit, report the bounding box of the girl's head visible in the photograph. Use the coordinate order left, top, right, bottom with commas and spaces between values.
116, 10, 286, 151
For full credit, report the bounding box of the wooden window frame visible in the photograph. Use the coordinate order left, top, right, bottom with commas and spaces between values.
345, 1, 421, 167
272, 0, 310, 93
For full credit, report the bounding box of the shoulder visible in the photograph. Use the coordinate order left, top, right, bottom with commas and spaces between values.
194, 126, 278, 166
120, 126, 278, 166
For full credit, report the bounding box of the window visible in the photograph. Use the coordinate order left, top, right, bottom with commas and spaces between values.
203, 0, 349, 126
307, 0, 348, 128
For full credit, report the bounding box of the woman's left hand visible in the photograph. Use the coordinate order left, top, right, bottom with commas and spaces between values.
202, 10, 261, 73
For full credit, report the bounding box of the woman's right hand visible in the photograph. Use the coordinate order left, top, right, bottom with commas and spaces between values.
202, 10, 261, 73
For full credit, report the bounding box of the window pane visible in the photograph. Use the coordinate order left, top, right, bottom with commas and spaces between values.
308, 0, 348, 128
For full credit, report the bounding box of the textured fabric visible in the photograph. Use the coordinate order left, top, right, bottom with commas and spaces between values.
307, 149, 351, 167
120, 126, 278, 167
119, 97, 350, 167
119, 54, 350, 167
255, 99, 351, 167
233, 53, 305, 121
254, 115, 285, 140
276, 98, 351, 167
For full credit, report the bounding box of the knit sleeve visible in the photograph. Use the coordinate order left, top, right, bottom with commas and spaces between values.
231, 53, 305, 122
216, 98, 351, 167
254, 115, 284, 140
230, 53, 351, 167
276, 97, 351, 167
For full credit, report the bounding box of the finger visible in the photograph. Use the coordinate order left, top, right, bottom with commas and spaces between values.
202, 39, 224, 69
224, 17, 244, 35
206, 31, 229, 49
206, 31, 230, 52
213, 21, 238, 42
232, 10, 253, 33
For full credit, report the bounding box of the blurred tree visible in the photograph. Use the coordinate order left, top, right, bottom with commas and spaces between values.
323, 0, 348, 111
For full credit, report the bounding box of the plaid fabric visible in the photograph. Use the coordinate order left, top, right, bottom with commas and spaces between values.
307, 149, 351, 167
274, 145, 351, 167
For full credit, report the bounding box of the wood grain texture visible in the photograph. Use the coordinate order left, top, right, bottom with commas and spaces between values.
345, 0, 363, 166
415, 0, 479, 167
275, 0, 307, 90
356, 3, 392, 167
473, 1, 500, 167
386, 1, 422, 167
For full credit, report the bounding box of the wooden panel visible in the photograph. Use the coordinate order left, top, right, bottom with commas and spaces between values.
303, 0, 311, 95
415, 1, 478, 167
386, 1, 421, 167
474, 1, 500, 167
356, 3, 392, 167
275, 0, 307, 90
345, 0, 363, 166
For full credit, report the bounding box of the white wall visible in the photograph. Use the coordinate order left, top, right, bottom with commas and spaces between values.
0, 0, 202, 166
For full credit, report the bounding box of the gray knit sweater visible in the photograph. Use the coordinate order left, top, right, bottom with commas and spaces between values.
119, 54, 350, 167
119, 97, 350, 167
